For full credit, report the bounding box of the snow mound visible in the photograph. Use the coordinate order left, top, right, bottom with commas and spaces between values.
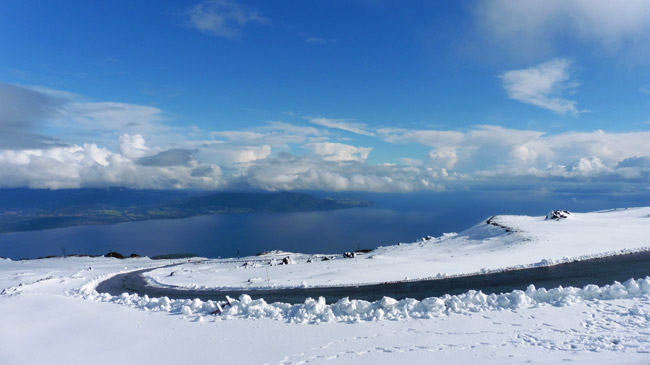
545, 210, 572, 220
72, 277, 650, 324
461, 217, 512, 239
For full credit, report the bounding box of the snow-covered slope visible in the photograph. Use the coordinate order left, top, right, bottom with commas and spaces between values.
2, 254, 649, 364
1, 207, 650, 364
144, 207, 650, 290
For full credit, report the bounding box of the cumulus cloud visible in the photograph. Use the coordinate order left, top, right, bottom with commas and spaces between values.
475, 0, 650, 56
308, 117, 375, 136
235, 153, 446, 193
0, 136, 223, 190
499, 59, 580, 115
4, 122, 650, 191
186, 0, 269, 39
381, 125, 650, 181
304, 142, 372, 162
199, 144, 272, 166
0, 131, 446, 193
428, 148, 458, 169
119, 134, 149, 159
5, 81, 650, 193
566, 156, 608, 174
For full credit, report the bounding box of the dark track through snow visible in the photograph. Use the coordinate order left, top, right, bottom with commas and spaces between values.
95, 251, 650, 304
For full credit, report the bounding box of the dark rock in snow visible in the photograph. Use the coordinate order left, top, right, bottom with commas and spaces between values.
546, 210, 572, 220
105, 251, 126, 259
486, 216, 514, 233
343, 252, 356, 258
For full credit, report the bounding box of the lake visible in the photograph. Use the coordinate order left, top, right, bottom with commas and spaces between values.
3, 190, 650, 260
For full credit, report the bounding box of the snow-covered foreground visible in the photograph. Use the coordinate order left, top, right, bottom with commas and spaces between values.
1, 208, 650, 364
144, 207, 650, 290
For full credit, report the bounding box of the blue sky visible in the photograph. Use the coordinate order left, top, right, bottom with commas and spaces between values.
2, 0, 650, 192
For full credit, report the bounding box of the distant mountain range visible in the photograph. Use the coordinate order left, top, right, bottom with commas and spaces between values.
0, 188, 372, 233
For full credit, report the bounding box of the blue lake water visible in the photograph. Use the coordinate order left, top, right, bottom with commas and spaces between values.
3, 191, 650, 260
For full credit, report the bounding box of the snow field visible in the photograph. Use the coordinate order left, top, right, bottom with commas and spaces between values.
142, 207, 650, 290
3, 207, 650, 363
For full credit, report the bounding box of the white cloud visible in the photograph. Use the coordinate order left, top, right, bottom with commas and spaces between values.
566, 156, 608, 175
62, 101, 166, 132
378, 128, 465, 147
382, 125, 650, 180
238, 153, 446, 193
499, 59, 580, 115
262, 121, 323, 137
227, 145, 271, 164
400, 158, 423, 167
308, 117, 376, 136
428, 148, 458, 169
5, 121, 650, 191
475, 0, 650, 56
210, 131, 265, 141
198, 144, 272, 166
1, 82, 170, 151
119, 134, 149, 159
186, 0, 269, 39
0, 137, 223, 190
303, 142, 372, 162
210, 122, 325, 149
6, 82, 650, 192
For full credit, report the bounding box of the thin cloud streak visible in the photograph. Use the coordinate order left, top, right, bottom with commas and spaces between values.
308, 117, 376, 136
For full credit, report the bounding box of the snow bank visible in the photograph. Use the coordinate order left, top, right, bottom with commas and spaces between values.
71, 277, 650, 324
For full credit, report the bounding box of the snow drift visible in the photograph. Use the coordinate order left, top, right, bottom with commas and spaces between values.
72, 277, 650, 324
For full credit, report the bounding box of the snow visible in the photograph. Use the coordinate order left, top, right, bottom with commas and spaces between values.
73, 276, 650, 324
143, 207, 650, 290
1, 208, 650, 363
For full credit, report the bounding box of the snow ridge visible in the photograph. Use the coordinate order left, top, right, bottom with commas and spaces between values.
71, 277, 650, 324
142, 246, 650, 291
